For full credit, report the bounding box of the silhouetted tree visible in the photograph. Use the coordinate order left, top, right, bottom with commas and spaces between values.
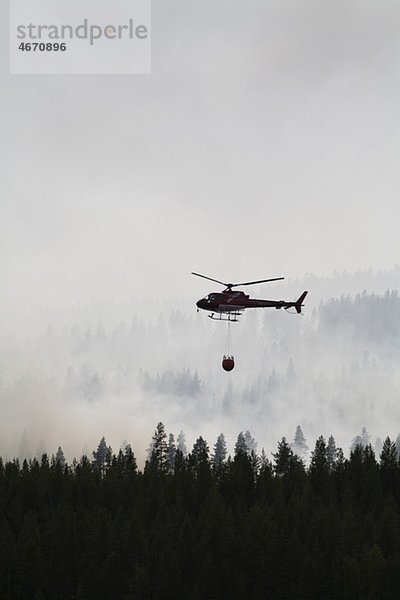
380, 437, 397, 469
380, 437, 398, 491
212, 433, 227, 467
235, 432, 247, 456
272, 437, 293, 476
149, 422, 168, 473
92, 436, 108, 472
190, 437, 211, 496
123, 444, 137, 473
326, 435, 337, 469
256, 448, 274, 500
55, 446, 66, 467
167, 433, 176, 471
310, 436, 329, 496
191, 436, 209, 466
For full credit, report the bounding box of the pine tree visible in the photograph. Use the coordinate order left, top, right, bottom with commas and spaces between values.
235, 432, 247, 456
380, 437, 398, 491
244, 431, 257, 455
113, 443, 137, 480
146, 440, 154, 461
249, 450, 261, 478
93, 437, 108, 472
55, 446, 66, 468
104, 445, 113, 473
167, 433, 176, 471
395, 433, 400, 458
326, 435, 337, 469
292, 425, 308, 458
121, 439, 130, 453
310, 436, 329, 496
123, 444, 137, 472
350, 435, 363, 453
149, 422, 168, 473
191, 437, 209, 466
310, 436, 328, 471
335, 447, 346, 472
260, 448, 269, 470
361, 426, 371, 447
351, 427, 370, 452
256, 448, 274, 500
192, 370, 201, 395
212, 433, 227, 467
380, 437, 397, 468
362, 444, 381, 509
272, 437, 293, 476
177, 430, 187, 455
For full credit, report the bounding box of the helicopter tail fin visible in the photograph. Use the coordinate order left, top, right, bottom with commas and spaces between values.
295, 291, 308, 314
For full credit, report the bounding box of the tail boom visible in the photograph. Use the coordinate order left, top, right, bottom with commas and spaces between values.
294, 291, 308, 314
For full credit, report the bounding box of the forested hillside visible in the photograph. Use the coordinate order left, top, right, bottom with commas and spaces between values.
1, 273, 400, 461
2, 425, 400, 599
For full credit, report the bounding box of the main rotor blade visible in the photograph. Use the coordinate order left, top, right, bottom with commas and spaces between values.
191, 272, 228, 287
232, 277, 285, 287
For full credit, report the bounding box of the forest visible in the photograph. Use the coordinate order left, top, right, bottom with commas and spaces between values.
2, 423, 400, 600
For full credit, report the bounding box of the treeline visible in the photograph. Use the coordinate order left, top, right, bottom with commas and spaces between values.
2, 424, 400, 599
318, 289, 400, 348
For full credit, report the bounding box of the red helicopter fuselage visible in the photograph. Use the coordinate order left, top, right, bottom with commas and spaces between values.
192, 272, 307, 321
196, 289, 308, 318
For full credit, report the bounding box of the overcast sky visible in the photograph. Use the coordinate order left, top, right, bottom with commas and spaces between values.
1, 0, 400, 314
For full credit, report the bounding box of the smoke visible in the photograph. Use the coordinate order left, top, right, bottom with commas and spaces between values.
2, 1, 400, 462
1, 269, 400, 465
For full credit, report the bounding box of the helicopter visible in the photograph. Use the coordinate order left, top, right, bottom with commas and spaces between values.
192, 272, 308, 321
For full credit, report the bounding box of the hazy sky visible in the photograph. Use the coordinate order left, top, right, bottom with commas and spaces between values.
2, 0, 400, 312
2, 0, 400, 462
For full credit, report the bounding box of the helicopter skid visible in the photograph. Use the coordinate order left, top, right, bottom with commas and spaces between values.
208, 310, 243, 322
